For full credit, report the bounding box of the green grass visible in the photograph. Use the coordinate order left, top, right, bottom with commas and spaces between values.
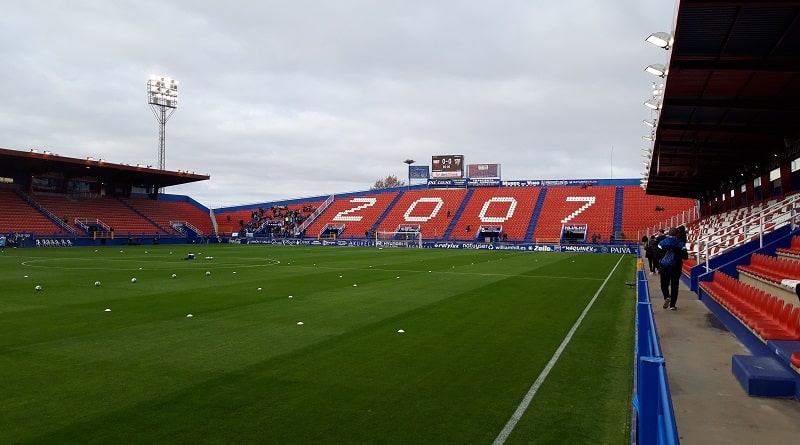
0, 244, 636, 444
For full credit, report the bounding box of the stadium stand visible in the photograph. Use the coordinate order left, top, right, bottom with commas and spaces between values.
700, 270, 800, 341
215, 209, 254, 235
374, 189, 468, 240
215, 201, 323, 237
447, 187, 539, 242
123, 197, 214, 235
620, 186, 696, 238
776, 235, 800, 259
0, 188, 70, 235
683, 193, 800, 261
531, 186, 617, 243
28, 193, 166, 236
303, 191, 400, 239
736, 253, 800, 305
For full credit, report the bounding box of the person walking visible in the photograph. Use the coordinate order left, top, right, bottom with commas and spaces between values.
646, 235, 659, 274
658, 227, 688, 310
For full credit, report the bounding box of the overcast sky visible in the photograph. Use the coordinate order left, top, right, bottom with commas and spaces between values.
0, 0, 676, 208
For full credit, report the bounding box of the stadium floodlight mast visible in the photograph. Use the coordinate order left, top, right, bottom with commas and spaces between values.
147, 75, 179, 170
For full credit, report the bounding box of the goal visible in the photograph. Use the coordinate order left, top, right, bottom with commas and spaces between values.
374, 228, 423, 248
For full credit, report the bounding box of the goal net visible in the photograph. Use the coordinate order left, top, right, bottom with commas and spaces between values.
374, 228, 422, 248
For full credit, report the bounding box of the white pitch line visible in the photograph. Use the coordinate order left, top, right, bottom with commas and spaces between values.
492, 254, 627, 445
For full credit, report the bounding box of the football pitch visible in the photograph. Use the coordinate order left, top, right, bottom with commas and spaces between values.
0, 244, 636, 444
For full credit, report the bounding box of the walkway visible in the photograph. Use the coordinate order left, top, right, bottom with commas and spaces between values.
645, 274, 800, 444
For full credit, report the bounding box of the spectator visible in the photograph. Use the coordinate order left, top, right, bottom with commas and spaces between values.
647, 235, 659, 274
658, 228, 688, 310
675, 225, 687, 243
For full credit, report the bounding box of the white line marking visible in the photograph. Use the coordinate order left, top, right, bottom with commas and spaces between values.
492, 254, 627, 445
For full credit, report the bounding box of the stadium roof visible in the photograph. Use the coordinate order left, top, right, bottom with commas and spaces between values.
645, 0, 800, 199
0, 147, 209, 189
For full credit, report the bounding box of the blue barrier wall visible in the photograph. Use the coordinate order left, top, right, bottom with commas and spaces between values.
634, 268, 680, 445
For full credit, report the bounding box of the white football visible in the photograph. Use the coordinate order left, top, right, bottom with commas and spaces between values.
205, 271, 211, 276
131, 278, 137, 283
94, 281, 101, 286
171, 273, 177, 278
35, 285, 42, 291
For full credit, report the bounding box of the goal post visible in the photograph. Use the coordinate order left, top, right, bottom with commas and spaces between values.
374, 229, 423, 248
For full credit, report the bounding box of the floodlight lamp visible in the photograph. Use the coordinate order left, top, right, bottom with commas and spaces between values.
646, 32, 672, 49
643, 119, 657, 127
642, 135, 654, 141
644, 99, 661, 110
645, 64, 667, 78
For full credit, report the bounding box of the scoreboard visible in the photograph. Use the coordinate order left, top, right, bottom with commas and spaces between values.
431, 155, 464, 178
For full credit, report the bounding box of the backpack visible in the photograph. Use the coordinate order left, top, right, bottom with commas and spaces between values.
659, 247, 677, 269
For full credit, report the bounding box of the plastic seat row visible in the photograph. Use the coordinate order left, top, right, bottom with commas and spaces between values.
700, 271, 800, 341
736, 253, 800, 284
776, 235, 800, 258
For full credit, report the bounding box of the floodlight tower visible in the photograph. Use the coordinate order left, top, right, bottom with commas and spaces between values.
147, 75, 179, 170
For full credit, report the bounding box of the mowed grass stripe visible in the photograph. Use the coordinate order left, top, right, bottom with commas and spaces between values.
0, 245, 631, 444
502, 255, 637, 445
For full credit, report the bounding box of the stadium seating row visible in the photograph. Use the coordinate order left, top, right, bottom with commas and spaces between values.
737, 253, 800, 284
700, 271, 800, 341
215, 185, 696, 243
776, 235, 800, 259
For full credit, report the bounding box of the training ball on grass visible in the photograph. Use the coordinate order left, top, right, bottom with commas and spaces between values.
296, 321, 304, 325
257, 287, 262, 291
205, 271, 211, 276
288, 295, 293, 299
397, 329, 405, 333
131, 278, 137, 283
104, 308, 111, 312
35, 285, 42, 291
186, 314, 193, 318
94, 281, 101, 286
171, 273, 177, 278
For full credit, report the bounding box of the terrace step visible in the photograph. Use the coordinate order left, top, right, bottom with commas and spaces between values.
732, 354, 796, 397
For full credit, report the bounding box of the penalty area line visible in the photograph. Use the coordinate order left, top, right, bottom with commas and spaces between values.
492, 254, 626, 445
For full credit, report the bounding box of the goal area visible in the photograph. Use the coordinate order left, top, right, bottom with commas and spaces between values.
374, 226, 422, 248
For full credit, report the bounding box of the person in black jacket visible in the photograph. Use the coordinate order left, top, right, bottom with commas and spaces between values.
658, 228, 689, 310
